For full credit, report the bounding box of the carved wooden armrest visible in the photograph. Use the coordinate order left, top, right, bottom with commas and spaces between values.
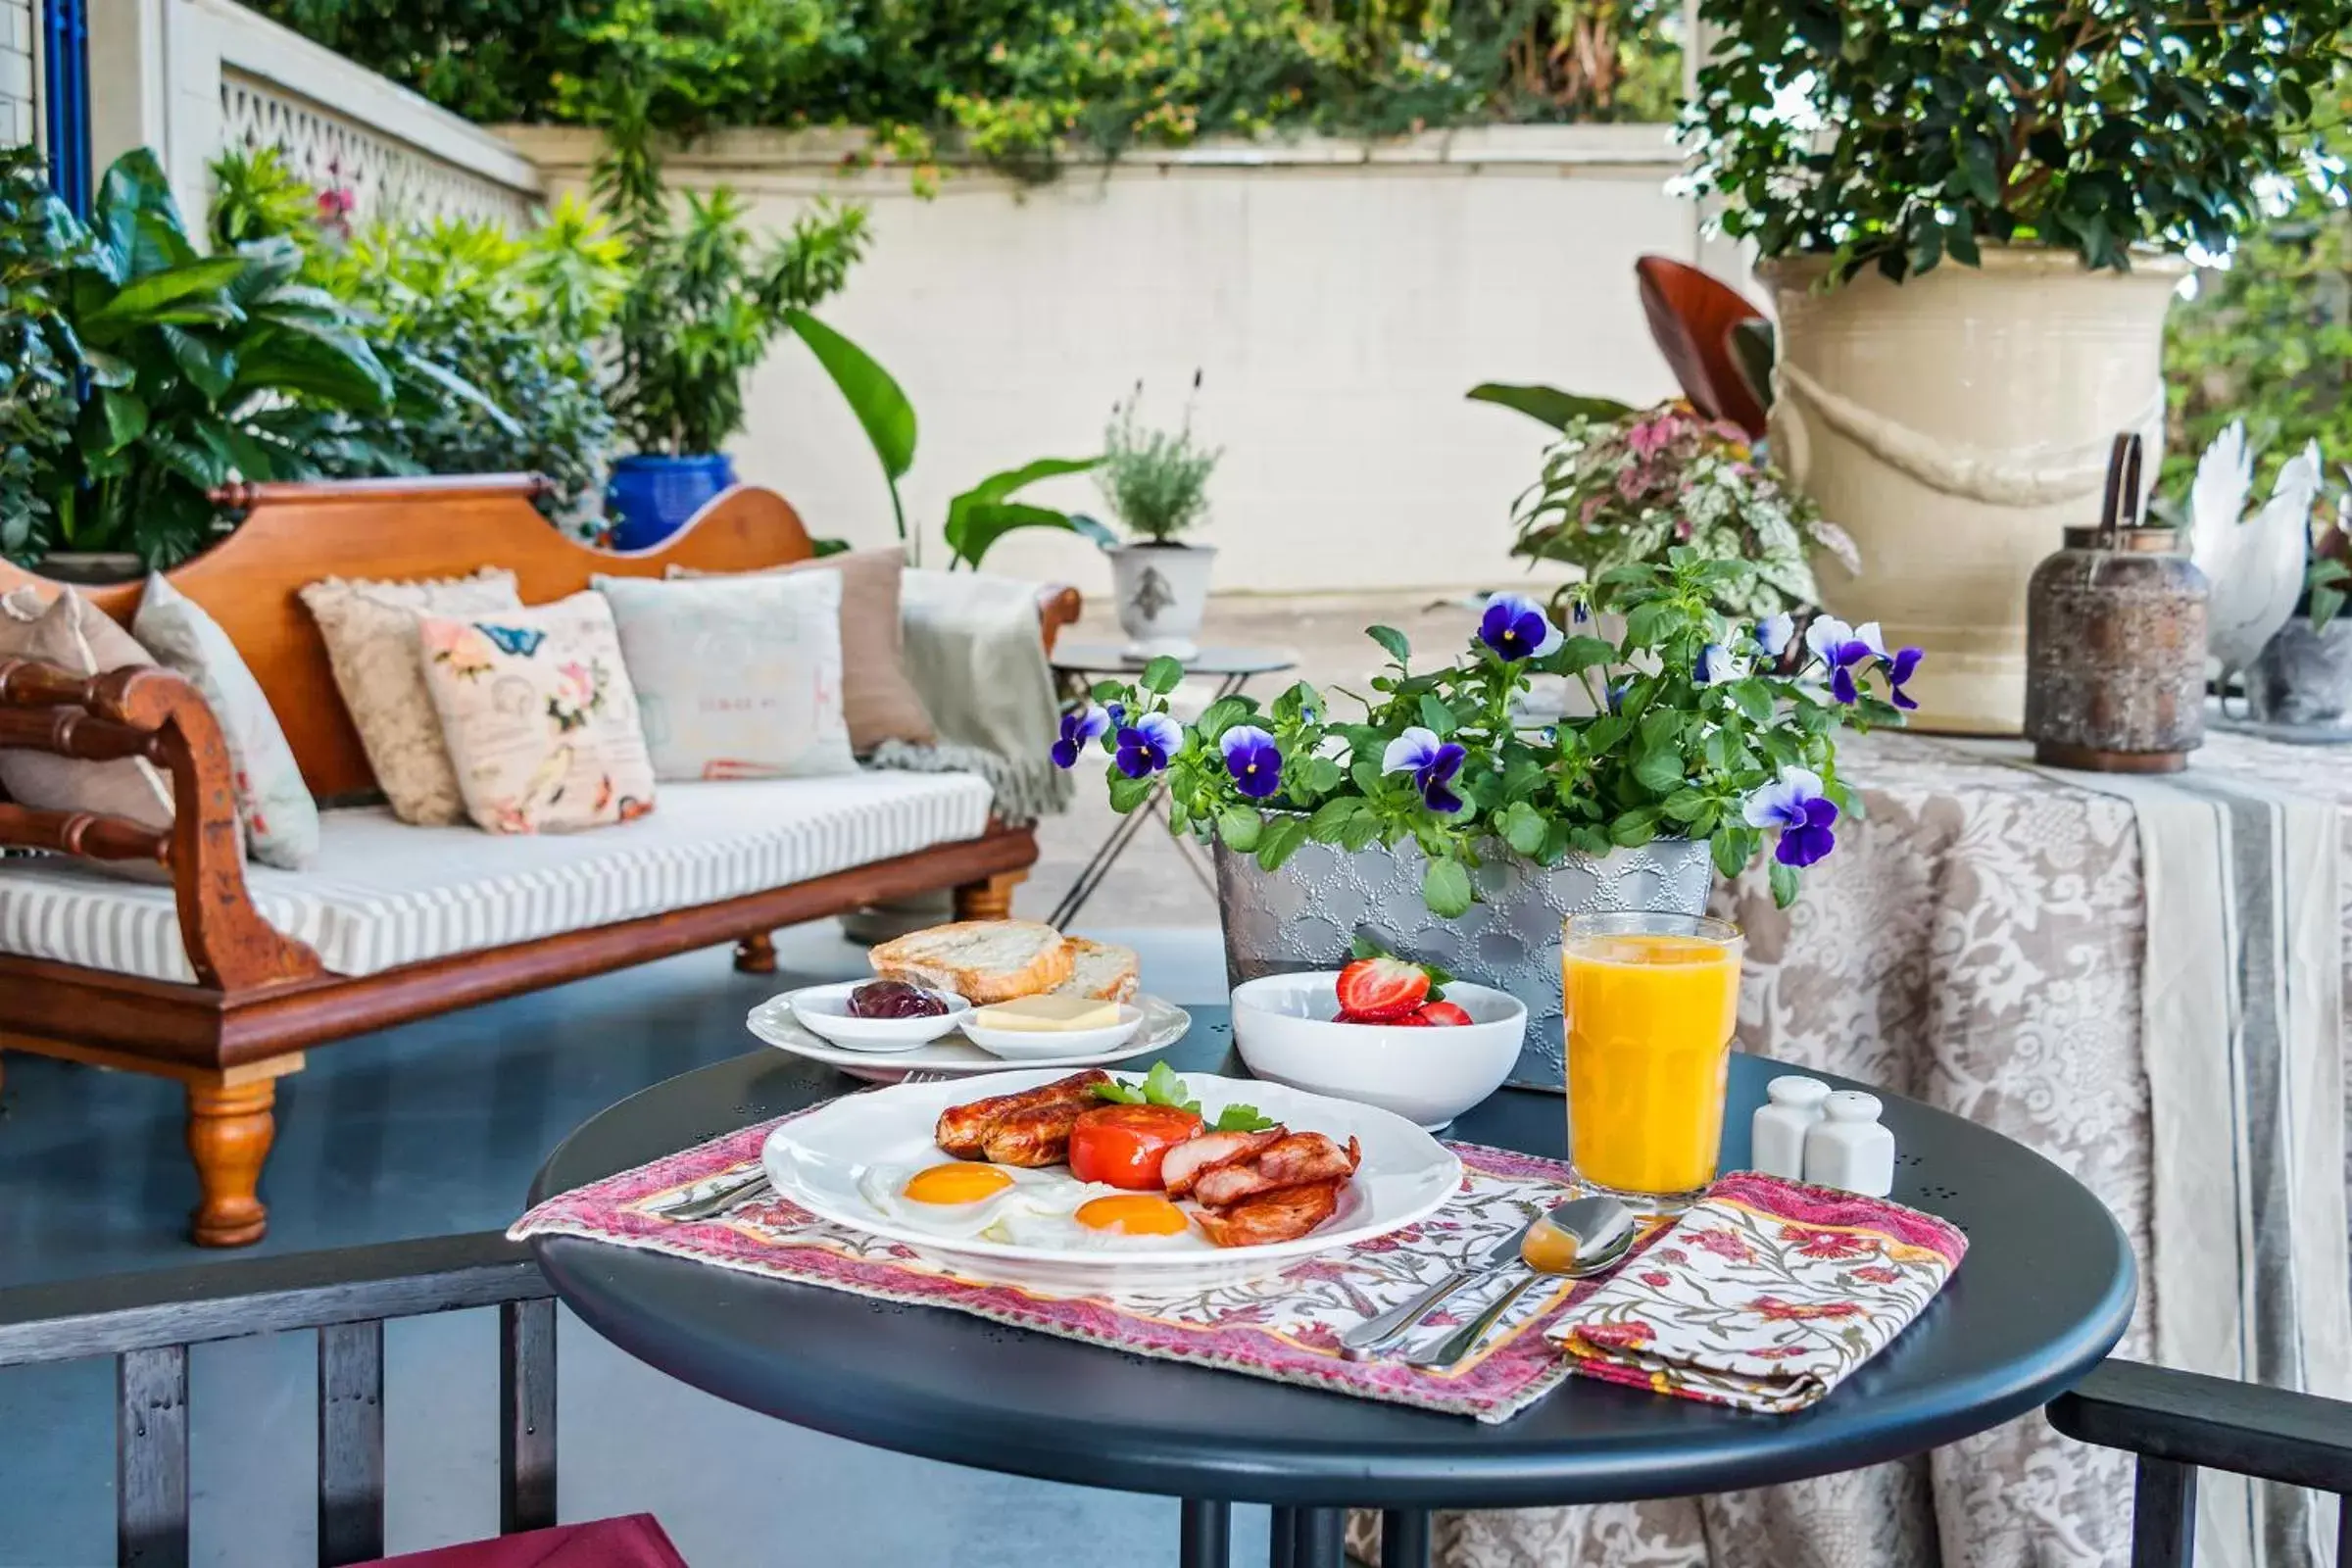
1034, 584, 1081, 655
0, 658, 322, 992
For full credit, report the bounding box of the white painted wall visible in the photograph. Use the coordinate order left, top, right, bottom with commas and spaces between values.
0, 0, 34, 149
511, 125, 1701, 598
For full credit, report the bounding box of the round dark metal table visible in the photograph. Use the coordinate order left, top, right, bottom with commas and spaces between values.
528, 1010, 2136, 1568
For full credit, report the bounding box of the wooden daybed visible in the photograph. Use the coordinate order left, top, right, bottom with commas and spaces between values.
0, 477, 1077, 1246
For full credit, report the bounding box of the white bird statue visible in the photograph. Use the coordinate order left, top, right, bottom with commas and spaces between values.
2187, 420, 2323, 697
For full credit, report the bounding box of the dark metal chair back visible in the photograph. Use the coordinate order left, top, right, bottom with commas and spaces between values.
0, 1232, 555, 1568
2048, 1358, 2352, 1567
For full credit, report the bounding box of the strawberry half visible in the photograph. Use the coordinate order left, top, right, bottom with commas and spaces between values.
1334, 956, 1432, 1020
1413, 1001, 1474, 1027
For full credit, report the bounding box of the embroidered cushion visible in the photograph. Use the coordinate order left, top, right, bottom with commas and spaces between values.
132, 574, 320, 869
0, 587, 175, 837
298, 568, 522, 824
665, 548, 936, 752
596, 570, 860, 782
416, 591, 657, 834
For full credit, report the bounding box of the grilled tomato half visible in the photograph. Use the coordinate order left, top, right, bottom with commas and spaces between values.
1068, 1103, 1203, 1190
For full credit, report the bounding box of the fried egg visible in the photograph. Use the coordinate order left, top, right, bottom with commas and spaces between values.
999, 1192, 1208, 1251
856, 1160, 1070, 1238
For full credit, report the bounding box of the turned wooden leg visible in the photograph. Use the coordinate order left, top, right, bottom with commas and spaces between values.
186, 1078, 276, 1248
734, 931, 778, 973
954, 871, 1026, 922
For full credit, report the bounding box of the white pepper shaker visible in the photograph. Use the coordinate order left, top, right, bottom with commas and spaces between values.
1803, 1091, 1895, 1198
1751, 1075, 1831, 1181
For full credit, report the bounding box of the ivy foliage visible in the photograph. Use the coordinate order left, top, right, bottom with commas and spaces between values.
1684, 0, 2352, 282
250, 0, 1684, 177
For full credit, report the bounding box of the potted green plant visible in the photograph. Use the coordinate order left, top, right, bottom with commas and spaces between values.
1098, 381, 1220, 659
601, 182, 870, 549
2245, 483, 2352, 726
17, 151, 397, 575
0, 146, 78, 572
1056, 551, 1917, 1083
1685, 0, 2351, 733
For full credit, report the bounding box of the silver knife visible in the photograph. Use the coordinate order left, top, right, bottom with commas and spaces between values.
1339, 1214, 1540, 1359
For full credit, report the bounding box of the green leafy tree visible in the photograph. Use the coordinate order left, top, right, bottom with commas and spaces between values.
1685, 0, 2352, 282
0, 146, 81, 560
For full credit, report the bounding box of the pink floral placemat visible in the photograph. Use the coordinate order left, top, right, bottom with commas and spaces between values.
1550, 1172, 1969, 1414
510, 1107, 1615, 1423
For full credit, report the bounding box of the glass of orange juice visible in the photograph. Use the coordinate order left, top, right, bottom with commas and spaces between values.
1561, 911, 1743, 1208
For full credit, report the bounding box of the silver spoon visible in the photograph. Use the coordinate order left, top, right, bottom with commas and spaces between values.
1408, 1194, 1638, 1369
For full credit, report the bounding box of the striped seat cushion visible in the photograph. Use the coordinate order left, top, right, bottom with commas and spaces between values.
0, 771, 994, 984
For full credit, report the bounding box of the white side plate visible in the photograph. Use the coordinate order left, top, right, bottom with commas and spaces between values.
747, 993, 1191, 1083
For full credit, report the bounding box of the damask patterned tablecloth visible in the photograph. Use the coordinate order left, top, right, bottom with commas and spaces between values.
1396, 730, 2350, 1568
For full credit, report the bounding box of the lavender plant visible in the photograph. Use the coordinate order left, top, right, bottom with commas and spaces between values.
1054, 552, 1918, 916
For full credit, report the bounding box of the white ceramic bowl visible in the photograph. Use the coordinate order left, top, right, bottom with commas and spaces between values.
786, 981, 972, 1053
1229, 973, 1526, 1131
959, 1003, 1147, 1062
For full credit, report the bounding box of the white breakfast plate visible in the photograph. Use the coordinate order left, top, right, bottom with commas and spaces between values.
959, 1002, 1146, 1061
760, 1067, 1462, 1291
786, 981, 973, 1053
746, 993, 1191, 1083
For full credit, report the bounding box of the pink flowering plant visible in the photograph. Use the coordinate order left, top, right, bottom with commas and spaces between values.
1057, 551, 1915, 916
1512, 399, 1858, 618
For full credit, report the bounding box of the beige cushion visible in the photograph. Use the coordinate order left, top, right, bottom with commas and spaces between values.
0, 587, 174, 834
416, 591, 657, 834
299, 568, 521, 824
667, 549, 936, 751
595, 570, 860, 782
133, 574, 320, 869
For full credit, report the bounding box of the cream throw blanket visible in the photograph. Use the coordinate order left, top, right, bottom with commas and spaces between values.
862, 566, 1071, 825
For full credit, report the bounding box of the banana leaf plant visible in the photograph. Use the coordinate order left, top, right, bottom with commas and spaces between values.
39, 151, 398, 565
783, 307, 1102, 568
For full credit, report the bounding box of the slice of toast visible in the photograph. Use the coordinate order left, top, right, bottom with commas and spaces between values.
1053, 937, 1141, 1004
868, 919, 1073, 1004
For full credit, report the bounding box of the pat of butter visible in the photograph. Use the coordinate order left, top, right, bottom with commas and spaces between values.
973, 995, 1121, 1032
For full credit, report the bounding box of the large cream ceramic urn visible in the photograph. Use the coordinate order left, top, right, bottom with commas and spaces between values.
1764, 249, 2184, 733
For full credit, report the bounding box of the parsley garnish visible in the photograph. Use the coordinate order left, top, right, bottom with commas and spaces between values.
1092, 1061, 1279, 1132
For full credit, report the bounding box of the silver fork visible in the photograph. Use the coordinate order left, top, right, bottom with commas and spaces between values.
668, 1069, 957, 1221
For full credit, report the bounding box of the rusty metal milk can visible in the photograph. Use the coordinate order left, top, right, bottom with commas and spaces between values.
2024, 433, 2210, 771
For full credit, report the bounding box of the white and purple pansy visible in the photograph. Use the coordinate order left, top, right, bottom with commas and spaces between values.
1382, 725, 1469, 814
1885, 646, 1924, 710
1753, 612, 1795, 661
1742, 766, 1839, 867
1051, 704, 1110, 768
1478, 593, 1565, 662
1113, 711, 1183, 778
1804, 615, 1878, 705
1219, 724, 1284, 800
1695, 643, 1739, 686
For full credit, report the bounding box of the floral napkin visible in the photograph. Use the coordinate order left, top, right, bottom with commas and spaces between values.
510, 1107, 1618, 1423
1549, 1171, 1968, 1414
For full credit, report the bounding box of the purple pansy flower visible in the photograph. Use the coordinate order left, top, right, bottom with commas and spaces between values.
1695, 643, 1737, 686
1742, 766, 1839, 867
1753, 612, 1795, 660
1051, 704, 1110, 768
1113, 711, 1183, 778
1477, 593, 1564, 662
1804, 614, 1877, 705
1219, 724, 1283, 800
1382, 725, 1469, 814
1885, 646, 1923, 710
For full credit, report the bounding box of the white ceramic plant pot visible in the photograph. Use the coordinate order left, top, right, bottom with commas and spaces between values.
1765, 248, 2185, 734
1108, 543, 1215, 661
1212, 836, 1714, 1090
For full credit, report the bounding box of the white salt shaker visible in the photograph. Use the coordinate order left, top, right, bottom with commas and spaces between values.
1751, 1075, 1831, 1181
1803, 1091, 1895, 1198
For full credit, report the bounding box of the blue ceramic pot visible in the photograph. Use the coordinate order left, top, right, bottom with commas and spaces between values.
605, 453, 737, 551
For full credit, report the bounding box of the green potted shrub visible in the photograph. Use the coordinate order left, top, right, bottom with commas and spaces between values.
17, 150, 396, 575
1098, 381, 1221, 659
1685, 0, 2352, 733
0, 146, 79, 572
